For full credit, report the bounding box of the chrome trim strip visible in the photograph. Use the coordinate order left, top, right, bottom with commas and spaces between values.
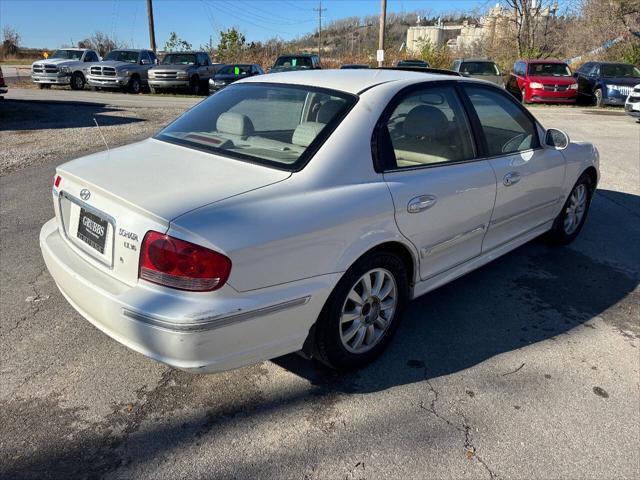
122, 295, 311, 333
420, 224, 486, 258
490, 197, 561, 229
58, 191, 116, 268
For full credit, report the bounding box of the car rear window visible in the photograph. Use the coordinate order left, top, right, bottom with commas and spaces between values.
156, 83, 356, 170
274, 56, 313, 68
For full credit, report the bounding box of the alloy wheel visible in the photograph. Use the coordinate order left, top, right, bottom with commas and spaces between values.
563, 183, 587, 235
340, 268, 397, 354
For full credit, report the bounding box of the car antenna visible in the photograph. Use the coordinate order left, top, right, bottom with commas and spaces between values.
93, 117, 110, 152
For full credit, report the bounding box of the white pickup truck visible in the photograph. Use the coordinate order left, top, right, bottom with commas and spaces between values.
31, 48, 100, 90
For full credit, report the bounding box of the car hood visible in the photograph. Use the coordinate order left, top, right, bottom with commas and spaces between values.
602, 77, 640, 87
151, 64, 193, 71
33, 58, 82, 67
58, 138, 291, 222
98, 60, 139, 70
528, 75, 576, 85
214, 74, 244, 81
269, 66, 311, 73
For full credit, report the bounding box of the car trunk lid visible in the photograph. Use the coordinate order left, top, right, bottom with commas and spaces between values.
55, 138, 291, 286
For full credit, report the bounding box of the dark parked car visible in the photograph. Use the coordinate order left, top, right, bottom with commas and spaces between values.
209, 64, 264, 92
506, 59, 578, 104
270, 54, 321, 73
574, 61, 640, 107
397, 59, 430, 68
0, 67, 7, 97
340, 64, 370, 69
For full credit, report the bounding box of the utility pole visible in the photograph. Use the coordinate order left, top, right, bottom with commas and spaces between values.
378, 0, 387, 66
146, 0, 157, 52
314, 1, 326, 63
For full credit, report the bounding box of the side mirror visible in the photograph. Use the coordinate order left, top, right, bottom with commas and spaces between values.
545, 128, 569, 150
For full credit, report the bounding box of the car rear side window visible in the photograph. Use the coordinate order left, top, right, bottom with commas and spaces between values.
382, 85, 475, 169
464, 85, 539, 157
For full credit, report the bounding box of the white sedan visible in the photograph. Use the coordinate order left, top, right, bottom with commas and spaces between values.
40, 69, 599, 372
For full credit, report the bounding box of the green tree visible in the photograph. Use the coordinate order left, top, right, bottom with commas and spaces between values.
164, 32, 193, 52
216, 28, 246, 62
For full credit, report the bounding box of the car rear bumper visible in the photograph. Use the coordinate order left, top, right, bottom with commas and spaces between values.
40, 218, 337, 373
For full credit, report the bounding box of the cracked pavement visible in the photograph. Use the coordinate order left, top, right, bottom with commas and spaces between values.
1, 98, 639, 479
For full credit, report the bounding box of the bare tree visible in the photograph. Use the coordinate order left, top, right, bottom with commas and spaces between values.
2, 26, 20, 57
77, 31, 122, 57
501, 0, 562, 57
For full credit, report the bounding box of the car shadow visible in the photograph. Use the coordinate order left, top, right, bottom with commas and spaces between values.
0, 99, 145, 131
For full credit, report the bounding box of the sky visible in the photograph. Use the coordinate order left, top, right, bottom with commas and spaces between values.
0, 0, 488, 50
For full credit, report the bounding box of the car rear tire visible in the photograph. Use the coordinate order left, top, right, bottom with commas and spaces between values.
312, 251, 409, 371
70, 72, 85, 90
546, 173, 594, 245
594, 88, 603, 107
128, 76, 141, 94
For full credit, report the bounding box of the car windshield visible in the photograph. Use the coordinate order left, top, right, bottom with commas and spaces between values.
460, 61, 499, 75
162, 53, 196, 65
156, 83, 356, 170
50, 50, 83, 60
601, 64, 640, 78
274, 56, 312, 68
528, 63, 571, 76
218, 65, 252, 75
105, 51, 139, 63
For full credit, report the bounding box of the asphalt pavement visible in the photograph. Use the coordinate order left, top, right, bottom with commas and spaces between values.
1, 92, 638, 479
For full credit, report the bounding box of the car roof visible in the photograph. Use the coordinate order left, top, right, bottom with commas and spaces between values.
458, 58, 495, 62
526, 59, 567, 64
240, 69, 471, 95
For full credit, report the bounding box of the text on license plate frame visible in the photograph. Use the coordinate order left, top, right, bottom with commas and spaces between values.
77, 208, 108, 254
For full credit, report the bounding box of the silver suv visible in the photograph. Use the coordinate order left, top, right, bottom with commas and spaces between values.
86, 49, 157, 94
148, 51, 221, 95
31, 48, 100, 90
451, 58, 504, 88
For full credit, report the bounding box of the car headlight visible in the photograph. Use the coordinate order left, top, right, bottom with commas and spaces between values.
607, 84, 620, 91
148, 71, 156, 78
215, 80, 225, 85
120, 70, 129, 77
177, 71, 189, 78
568, 83, 578, 90
59, 66, 71, 74
530, 82, 544, 89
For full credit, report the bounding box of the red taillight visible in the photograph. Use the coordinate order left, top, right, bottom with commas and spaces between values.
139, 231, 232, 292
54, 175, 62, 188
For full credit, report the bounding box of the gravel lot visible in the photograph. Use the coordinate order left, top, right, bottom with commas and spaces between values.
1, 91, 638, 480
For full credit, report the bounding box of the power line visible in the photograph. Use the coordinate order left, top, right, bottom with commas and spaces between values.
235, 0, 314, 25
313, 1, 326, 63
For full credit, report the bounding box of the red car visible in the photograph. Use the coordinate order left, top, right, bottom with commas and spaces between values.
0, 67, 7, 96
507, 59, 578, 104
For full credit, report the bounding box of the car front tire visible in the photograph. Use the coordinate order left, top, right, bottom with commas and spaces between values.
594, 88, 604, 107
312, 251, 409, 370
547, 173, 594, 245
70, 72, 85, 90
127, 76, 141, 94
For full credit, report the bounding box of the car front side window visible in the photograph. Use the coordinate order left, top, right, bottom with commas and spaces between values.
464, 85, 539, 157
381, 85, 475, 169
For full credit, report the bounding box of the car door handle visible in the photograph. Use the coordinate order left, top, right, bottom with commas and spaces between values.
503, 172, 521, 186
407, 195, 437, 213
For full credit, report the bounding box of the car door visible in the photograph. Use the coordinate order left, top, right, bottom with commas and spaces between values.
377, 83, 497, 280
576, 62, 593, 95
461, 84, 566, 251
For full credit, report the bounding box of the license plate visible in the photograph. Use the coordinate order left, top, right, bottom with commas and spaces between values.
77, 208, 108, 253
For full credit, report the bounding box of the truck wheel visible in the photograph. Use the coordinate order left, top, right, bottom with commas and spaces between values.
594, 88, 603, 107
38, 84, 51, 89
70, 72, 85, 90
128, 76, 141, 94
189, 76, 200, 95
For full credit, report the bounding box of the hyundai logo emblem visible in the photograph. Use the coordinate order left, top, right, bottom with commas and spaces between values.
80, 189, 91, 201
